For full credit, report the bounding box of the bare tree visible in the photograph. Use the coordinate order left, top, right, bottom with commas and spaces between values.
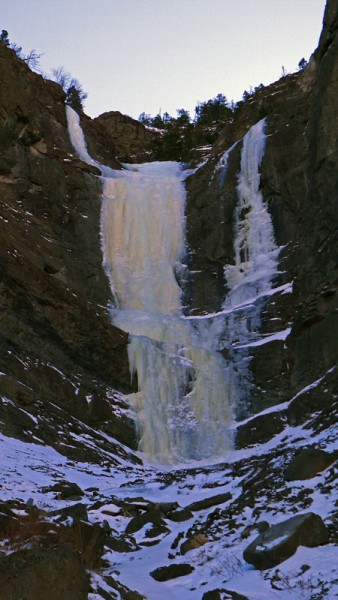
51, 66, 88, 112
22, 49, 43, 70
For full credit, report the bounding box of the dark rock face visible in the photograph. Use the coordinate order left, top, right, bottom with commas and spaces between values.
290, 0, 338, 395
59, 520, 107, 569
243, 512, 329, 569
1, 4, 337, 459
284, 447, 337, 481
186, 0, 338, 426
185, 72, 311, 420
0, 44, 137, 457
0, 544, 91, 600
0, 4, 335, 597
0, 499, 111, 600
235, 411, 286, 449
94, 111, 162, 163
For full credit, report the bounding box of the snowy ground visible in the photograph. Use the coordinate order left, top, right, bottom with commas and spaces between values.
0, 370, 337, 600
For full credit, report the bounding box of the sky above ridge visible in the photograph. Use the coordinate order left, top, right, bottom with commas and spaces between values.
2, 0, 326, 120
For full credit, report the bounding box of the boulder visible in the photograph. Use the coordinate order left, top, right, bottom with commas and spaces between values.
284, 447, 337, 481
243, 512, 329, 569
104, 575, 146, 599
181, 532, 209, 555
186, 492, 231, 512
50, 481, 84, 500
150, 563, 194, 581
59, 520, 107, 569
50, 503, 88, 523
167, 507, 194, 522
125, 506, 169, 537
106, 534, 139, 553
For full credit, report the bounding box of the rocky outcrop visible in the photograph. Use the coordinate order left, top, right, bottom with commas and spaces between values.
235, 410, 286, 448
0, 500, 105, 599
0, 498, 147, 600
185, 70, 313, 419
94, 110, 162, 163
0, 44, 138, 458
243, 512, 329, 569
1, 4, 336, 457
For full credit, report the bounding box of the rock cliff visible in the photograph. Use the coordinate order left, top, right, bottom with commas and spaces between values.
94, 110, 162, 163
185, 0, 337, 426
0, 44, 138, 460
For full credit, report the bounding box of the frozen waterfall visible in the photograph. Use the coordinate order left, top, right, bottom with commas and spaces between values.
66, 106, 231, 463
222, 119, 280, 351
102, 162, 232, 462
224, 119, 279, 308
66, 106, 279, 463
215, 118, 280, 417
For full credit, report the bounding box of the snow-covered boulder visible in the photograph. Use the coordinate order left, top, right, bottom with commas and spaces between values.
243, 512, 329, 569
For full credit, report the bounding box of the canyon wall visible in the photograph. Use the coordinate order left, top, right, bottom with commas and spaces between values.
185, 0, 337, 434
0, 0, 337, 457
0, 44, 138, 460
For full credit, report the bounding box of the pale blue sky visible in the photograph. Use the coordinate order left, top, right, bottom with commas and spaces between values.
2, 0, 326, 120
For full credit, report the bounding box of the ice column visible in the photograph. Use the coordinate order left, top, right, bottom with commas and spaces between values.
224, 118, 279, 308
220, 119, 280, 417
